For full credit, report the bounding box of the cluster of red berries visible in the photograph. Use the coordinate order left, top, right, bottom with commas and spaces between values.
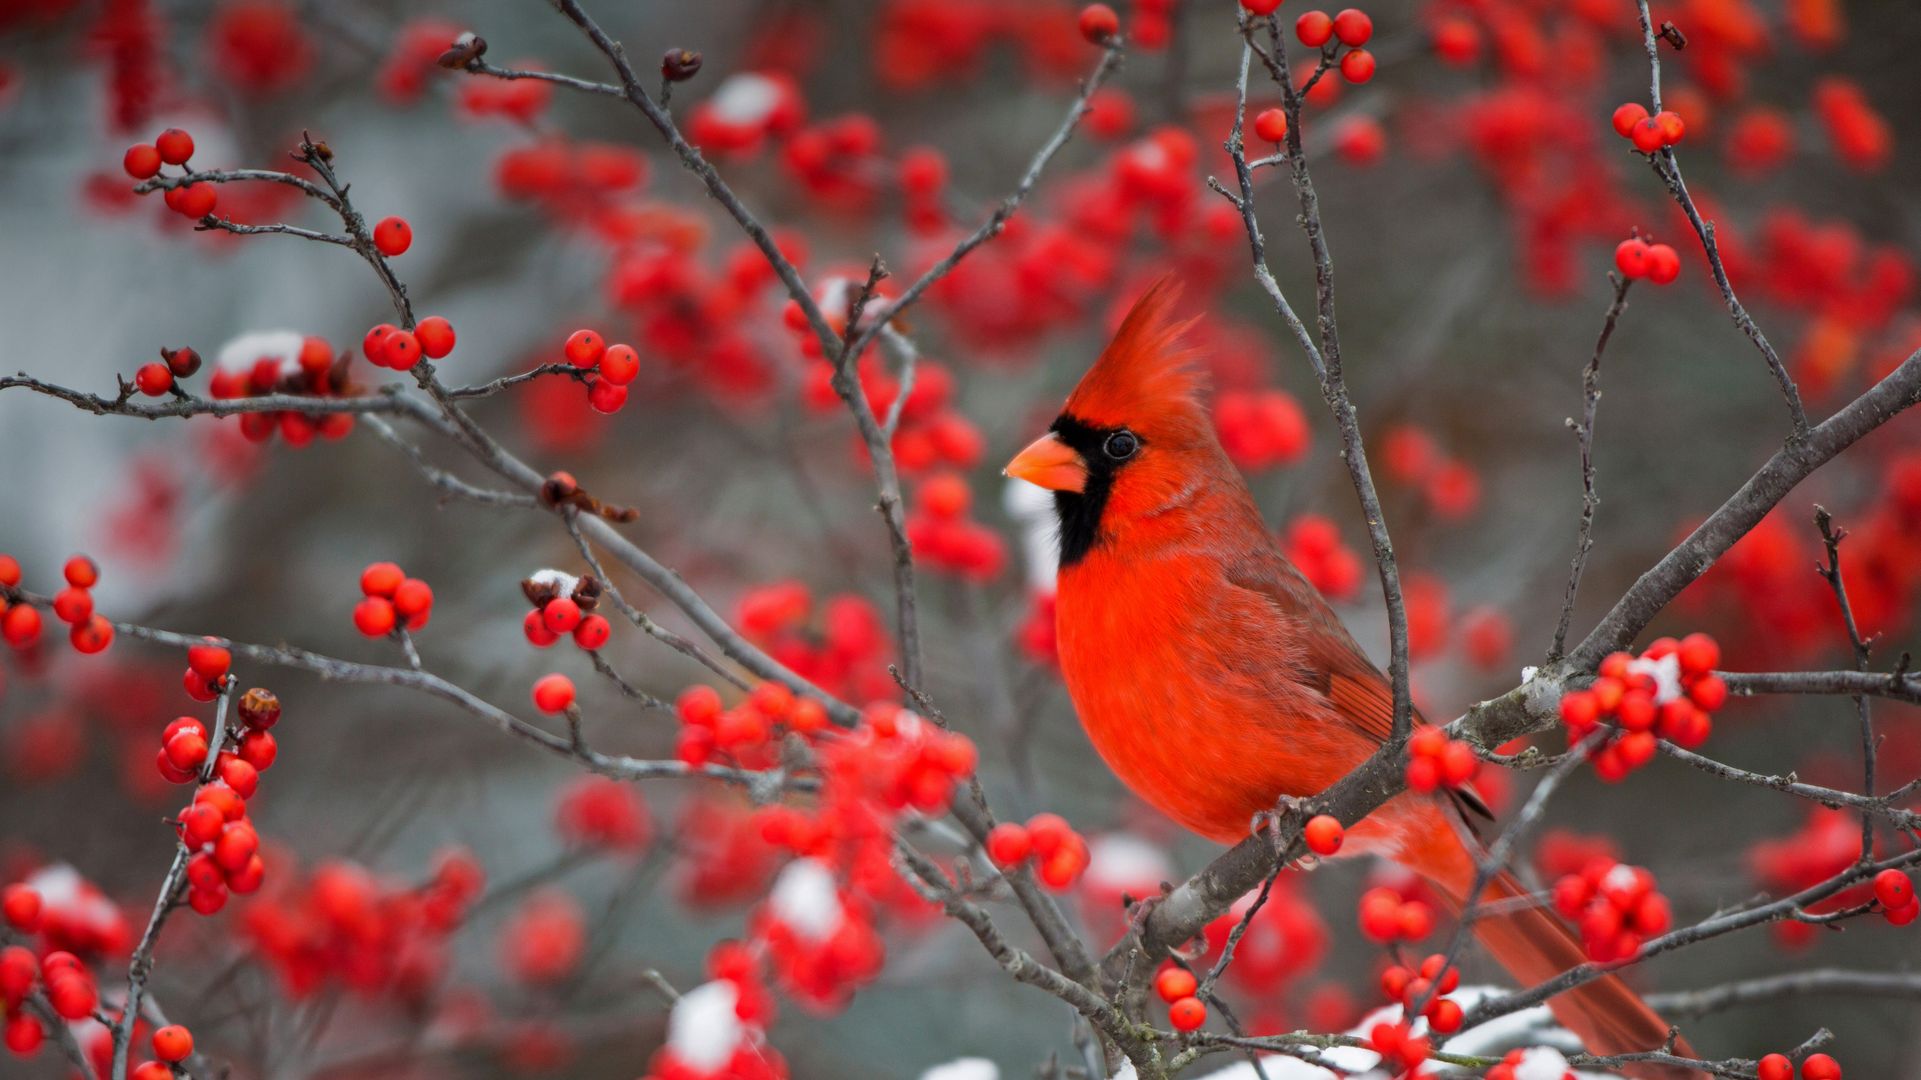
352, 561, 434, 636
0, 554, 113, 654
1215, 389, 1309, 471
240, 849, 484, 1002
673, 682, 827, 766
159, 682, 278, 798
363, 316, 456, 372
1, 949, 99, 1058
179, 778, 266, 913
562, 328, 643, 414
1759, 1052, 1843, 1080
521, 570, 612, 651
1295, 9, 1377, 85
1404, 726, 1479, 793
685, 71, 806, 159
1380, 952, 1465, 1034
206, 337, 358, 445
1611, 102, 1686, 154
1615, 234, 1682, 285
182, 635, 233, 700
1552, 858, 1672, 963
906, 472, 1007, 582
748, 858, 886, 1010
123, 127, 219, 220
458, 60, 555, 125
132, 344, 203, 398
734, 582, 898, 704
1152, 965, 1207, 1032
1558, 633, 1727, 781
985, 813, 1092, 890
1282, 516, 1364, 602
1380, 422, 1482, 521
1357, 883, 1434, 943
779, 115, 891, 210
1366, 1017, 1431, 1075
1873, 868, 1917, 926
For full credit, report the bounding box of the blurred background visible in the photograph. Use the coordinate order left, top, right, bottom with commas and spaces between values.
3, 0, 1920, 1076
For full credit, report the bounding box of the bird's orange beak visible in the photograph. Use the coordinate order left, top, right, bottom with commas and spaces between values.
1004, 432, 1087, 493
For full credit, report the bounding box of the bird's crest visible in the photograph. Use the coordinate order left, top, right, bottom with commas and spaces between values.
1063, 277, 1206, 430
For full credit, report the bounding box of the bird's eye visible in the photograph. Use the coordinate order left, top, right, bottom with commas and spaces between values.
1103, 430, 1140, 461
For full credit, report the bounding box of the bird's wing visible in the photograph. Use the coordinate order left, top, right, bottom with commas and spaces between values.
1226, 548, 1494, 823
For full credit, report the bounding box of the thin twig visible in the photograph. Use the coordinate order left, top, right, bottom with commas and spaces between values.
1549, 274, 1634, 662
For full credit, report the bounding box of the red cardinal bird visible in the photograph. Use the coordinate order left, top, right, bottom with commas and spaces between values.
1004, 280, 1695, 1076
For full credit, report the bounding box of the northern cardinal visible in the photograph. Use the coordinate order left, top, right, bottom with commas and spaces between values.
1004, 280, 1695, 1077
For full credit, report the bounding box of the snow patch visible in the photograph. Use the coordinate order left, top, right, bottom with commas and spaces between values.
216, 329, 306, 375
1514, 1046, 1572, 1080
919, 1059, 999, 1080
769, 857, 844, 943
667, 980, 744, 1072
709, 73, 782, 125
527, 568, 581, 596
1627, 653, 1682, 704
1084, 833, 1172, 893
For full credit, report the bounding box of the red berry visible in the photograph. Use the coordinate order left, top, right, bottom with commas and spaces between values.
533, 673, 575, 713
1155, 966, 1199, 1003
361, 562, 405, 597
179, 803, 224, 846
524, 609, 560, 647
1676, 632, 1720, 675
165, 731, 210, 772
677, 685, 722, 725
1653, 110, 1685, 146
1631, 116, 1666, 153
373, 215, 413, 256
124, 143, 163, 179
392, 578, 434, 621
1296, 10, 1334, 47
1645, 243, 1681, 285
188, 639, 232, 682
542, 597, 582, 634
2, 885, 41, 931
362, 324, 397, 365
4, 1012, 43, 1055
215, 821, 258, 870
1874, 869, 1915, 910
2, 604, 43, 648
171, 182, 217, 219
1755, 1055, 1793, 1080
52, 586, 93, 624
415, 316, 456, 359
1332, 8, 1372, 46
1687, 673, 1727, 711
572, 613, 611, 650
1339, 48, 1375, 83
599, 343, 640, 385
564, 329, 606, 369
47, 974, 97, 1019
1167, 995, 1207, 1032
155, 127, 194, 165
1611, 103, 1649, 138
239, 729, 277, 771
589, 378, 628, 414
1426, 998, 1463, 1033
1078, 3, 1119, 44
0, 555, 18, 587
152, 1025, 194, 1063
64, 555, 98, 588
354, 596, 397, 636
985, 822, 1032, 867
1253, 107, 1289, 143
1800, 1054, 1841, 1080
135, 362, 173, 396
1241, 0, 1282, 13
382, 330, 422, 370
1615, 238, 1651, 278
1304, 814, 1344, 855
70, 614, 113, 654
217, 754, 258, 798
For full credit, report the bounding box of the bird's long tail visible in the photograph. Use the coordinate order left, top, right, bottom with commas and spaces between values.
1408, 819, 1701, 1080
